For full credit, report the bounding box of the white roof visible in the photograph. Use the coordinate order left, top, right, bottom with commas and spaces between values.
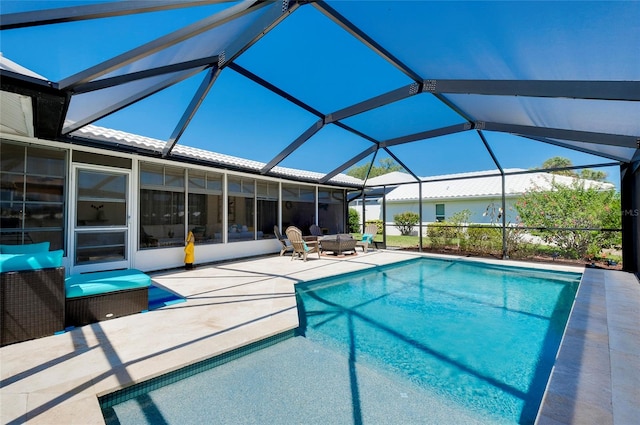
366, 171, 417, 186
71, 124, 363, 186
0, 52, 47, 80
385, 169, 614, 202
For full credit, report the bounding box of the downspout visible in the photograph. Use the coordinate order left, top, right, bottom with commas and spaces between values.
361, 190, 366, 233
382, 186, 387, 249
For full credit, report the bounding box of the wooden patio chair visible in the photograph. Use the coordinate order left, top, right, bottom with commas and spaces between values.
273, 225, 294, 256
356, 223, 378, 252
285, 226, 320, 261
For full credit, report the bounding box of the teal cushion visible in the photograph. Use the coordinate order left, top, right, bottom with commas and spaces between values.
0, 250, 63, 273
1, 242, 50, 254
302, 241, 310, 252
361, 233, 373, 243
65, 269, 151, 298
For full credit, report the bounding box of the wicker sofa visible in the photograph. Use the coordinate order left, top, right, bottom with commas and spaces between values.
1, 243, 66, 346
319, 234, 357, 256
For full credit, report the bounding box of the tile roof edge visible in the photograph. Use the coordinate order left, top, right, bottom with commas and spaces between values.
70, 124, 364, 186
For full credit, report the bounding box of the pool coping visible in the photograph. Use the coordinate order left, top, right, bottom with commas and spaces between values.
535, 265, 640, 425
1, 251, 638, 424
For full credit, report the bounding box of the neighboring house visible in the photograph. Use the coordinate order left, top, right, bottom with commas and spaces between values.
352, 170, 614, 236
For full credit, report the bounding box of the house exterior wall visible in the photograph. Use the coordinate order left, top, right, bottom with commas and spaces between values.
355, 197, 520, 236
1, 134, 349, 275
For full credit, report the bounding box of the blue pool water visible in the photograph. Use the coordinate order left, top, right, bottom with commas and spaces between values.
102, 257, 580, 424
296, 258, 581, 425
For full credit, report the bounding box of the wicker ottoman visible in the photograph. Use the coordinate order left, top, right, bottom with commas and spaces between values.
65, 269, 151, 327
319, 234, 357, 255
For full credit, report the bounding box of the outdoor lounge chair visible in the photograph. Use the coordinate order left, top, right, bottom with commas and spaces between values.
356, 223, 378, 252
274, 225, 294, 256
285, 226, 320, 261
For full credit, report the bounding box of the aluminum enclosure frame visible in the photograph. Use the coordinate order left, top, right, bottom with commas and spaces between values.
1, 0, 638, 271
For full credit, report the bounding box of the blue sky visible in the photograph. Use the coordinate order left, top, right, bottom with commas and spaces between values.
0, 1, 624, 186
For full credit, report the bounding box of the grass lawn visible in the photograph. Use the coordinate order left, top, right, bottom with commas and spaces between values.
352, 233, 422, 248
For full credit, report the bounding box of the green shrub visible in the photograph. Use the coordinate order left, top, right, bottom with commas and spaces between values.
464, 225, 502, 254
394, 211, 420, 236
426, 222, 458, 249
427, 222, 456, 239
348, 208, 360, 233
449, 209, 471, 240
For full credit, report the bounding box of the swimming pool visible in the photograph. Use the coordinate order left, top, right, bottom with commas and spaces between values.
101, 257, 580, 424
296, 257, 581, 424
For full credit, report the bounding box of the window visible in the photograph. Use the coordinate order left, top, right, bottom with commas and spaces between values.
282, 183, 316, 235
188, 170, 222, 245
139, 163, 185, 249
318, 188, 346, 234
257, 180, 278, 239
76, 170, 127, 227
0, 142, 66, 250
227, 176, 255, 242
435, 204, 445, 222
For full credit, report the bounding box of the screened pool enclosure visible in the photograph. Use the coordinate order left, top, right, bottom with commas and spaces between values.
1, 1, 638, 271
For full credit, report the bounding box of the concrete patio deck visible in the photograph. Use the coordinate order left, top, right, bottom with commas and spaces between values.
1, 251, 638, 424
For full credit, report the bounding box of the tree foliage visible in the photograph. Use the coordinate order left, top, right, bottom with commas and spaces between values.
515, 177, 621, 259
540, 156, 608, 182
541, 156, 574, 176
449, 209, 472, 226
578, 168, 608, 182
448, 209, 472, 241
347, 158, 403, 180
394, 211, 420, 236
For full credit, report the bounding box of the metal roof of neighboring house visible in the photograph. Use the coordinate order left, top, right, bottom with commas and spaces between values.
365, 171, 418, 187
71, 124, 363, 187
384, 169, 615, 202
